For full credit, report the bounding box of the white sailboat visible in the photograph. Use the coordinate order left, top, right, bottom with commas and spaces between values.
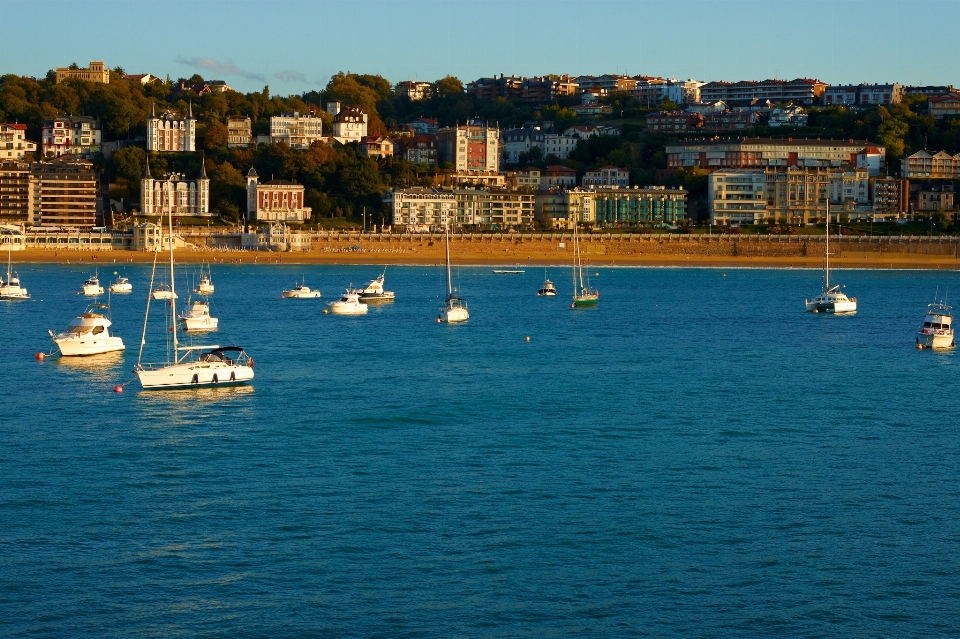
438, 223, 468, 323
0, 241, 29, 300
133, 210, 253, 390
805, 201, 857, 314
49, 302, 125, 356
570, 209, 598, 308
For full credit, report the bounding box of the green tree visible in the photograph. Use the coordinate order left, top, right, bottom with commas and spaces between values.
435, 76, 463, 97
203, 119, 228, 150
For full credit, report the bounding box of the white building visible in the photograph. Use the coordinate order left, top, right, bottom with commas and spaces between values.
0, 124, 38, 160
396, 81, 433, 101
501, 127, 545, 165
328, 103, 368, 144
664, 78, 705, 104
140, 157, 210, 217
542, 133, 579, 160
582, 166, 629, 189
382, 188, 456, 229
270, 112, 324, 149
42, 116, 102, 157
246, 167, 311, 223
768, 105, 809, 127
147, 102, 196, 152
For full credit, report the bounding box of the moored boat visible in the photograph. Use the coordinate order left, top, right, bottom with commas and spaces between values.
179, 299, 219, 332
282, 281, 321, 299
358, 270, 394, 303
80, 272, 104, 296
537, 271, 557, 297
570, 210, 598, 308
917, 301, 954, 349
438, 223, 468, 323
152, 283, 178, 300
329, 289, 369, 315
109, 275, 133, 293
49, 303, 125, 356
805, 201, 856, 314
194, 263, 215, 295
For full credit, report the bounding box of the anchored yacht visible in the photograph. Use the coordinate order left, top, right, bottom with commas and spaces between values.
50, 304, 125, 356
194, 264, 215, 295
438, 223, 468, 323
282, 281, 321, 299
537, 271, 557, 296
358, 270, 394, 303
109, 275, 132, 293
806, 201, 856, 314
917, 302, 954, 349
152, 283, 178, 300
179, 299, 219, 332
329, 289, 369, 315
80, 273, 104, 296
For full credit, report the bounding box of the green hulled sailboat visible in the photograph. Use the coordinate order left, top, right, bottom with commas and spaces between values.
570, 211, 598, 308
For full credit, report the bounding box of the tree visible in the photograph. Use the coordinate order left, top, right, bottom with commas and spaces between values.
203, 119, 228, 150
435, 76, 463, 97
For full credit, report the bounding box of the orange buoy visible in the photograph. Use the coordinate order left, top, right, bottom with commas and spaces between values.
35, 352, 45, 361
113, 385, 123, 393
525, 336, 530, 342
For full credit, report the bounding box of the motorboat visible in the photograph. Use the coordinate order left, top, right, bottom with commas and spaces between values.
282, 281, 321, 299
134, 209, 253, 391
152, 283, 178, 300
179, 299, 219, 332
194, 264, 215, 295
49, 303, 125, 356
80, 273, 104, 296
358, 271, 394, 303
109, 276, 133, 293
537, 272, 557, 297
328, 289, 368, 315
917, 301, 954, 349
806, 201, 856, 314
493, 267, 525, 274
438, 223, 469, 323
570, 209, 598, 308
0, 241, 30, 300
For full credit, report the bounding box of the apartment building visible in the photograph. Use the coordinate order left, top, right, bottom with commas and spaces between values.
871, 178, 909, 219
246, 167, 311, 223
396, 81, 433, 101
330, 105, 368, 144
31, 157, 100, 227
505, 168, 541, 190
403, 135, 438, 165
823, 83, 904, 106
437, 122, 499, 173
535, 189, 595, 229
901, 150, 960, 179
360, 136, 395, 158
542, 165, 577, 188
582, 166, 629, 189
592, 186, 687, 227
270, 112, 324, 149
384, 187, 534, 229
633, 78, 704, 105
410, 118, 439, 135
0, 161, 36, 224
768, 105, 809, 127
915, 184, 954, 212
501, 128, 545, 165
140, 157, 210, 217
699, 78, 826, 105
928, 92, 960, 119
542, 133, 579, 160
1, 124, 38, 161
382, 188, 455, 228
575, 75, 638, 94
666, 138, 885, 172
147, 102, 197, 152
55, 61, 110, 84
42, 116, 102, 157
227, 117, 252, 148
646, 112, 704, 134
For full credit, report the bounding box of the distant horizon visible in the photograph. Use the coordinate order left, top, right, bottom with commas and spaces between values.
3, 0, 958, 96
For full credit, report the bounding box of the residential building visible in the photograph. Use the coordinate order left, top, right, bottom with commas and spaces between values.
437, 121, 499, 173
856, 147, 885, 177
871, 178, 909, 220
1, 124, 38, 160
506, 168, 541, 191
575, 75, 638, 94
147, 102, 197, 152
535, 189, 595, 229
330, 105, 369, 144
823, 83, 904, 106
665, 78, 705, 104
666, 138, 885, 172
928, 92, 960, 119
520, 75, 579, 103
636, 78, 705, 105
55, 61, 110, 84
447, 171, 505, 188
582, 166, 629, 189
542, 133, 579, 160
707, 170, 769, 225
270, 111, 324, 149
564, 125, 621, 140
42, 116, 102, 157
246, 167, 311, 223
685, 101, 729, 114
467, 75, 525, 100
140, 157, 210, 217
699, 78, 826, 105
727, 99, 774, 114
645, 111, 704, 134
542, 165, 577, 189
396, 81, 433, 101
31, 157, 100, 227
904, 85, 954, 97
915, 184, 954, 211
410, 117, 439, 135
828, 168, 871, 207
501, 127, 545, 165
570, 103, 613, 117
382, 188, 455, 229
592, 186, 687, 227
703, 111, 760, 131
383, 187, 534, 229
206, 80, 233, 93
360, 135, 395, 158
123, 73, 160, 85
768, 105, 809, 127
227, 117, 252, 148
403, 135, 438, 165
0, 161, 36, 224
901, 150, 960, 179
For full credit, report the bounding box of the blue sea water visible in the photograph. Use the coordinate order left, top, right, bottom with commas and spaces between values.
1, 263, 959, 638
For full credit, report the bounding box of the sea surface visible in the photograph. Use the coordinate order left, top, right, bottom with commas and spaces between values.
1, 263, 959, 638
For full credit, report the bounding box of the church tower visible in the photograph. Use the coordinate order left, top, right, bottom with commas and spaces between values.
246, 167, 259, 221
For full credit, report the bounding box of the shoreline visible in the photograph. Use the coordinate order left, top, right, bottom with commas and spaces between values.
11, 248, 960, 271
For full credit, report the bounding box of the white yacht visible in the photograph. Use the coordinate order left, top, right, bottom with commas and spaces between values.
282, 280, 321, 299
805, 202, 856, 314
179, 299, 219, 332
358, 270, 394, 303
134, 209, 254, 391
917, 302, 954, 349
80, 272, 104, 296
152, 283, 178, 300
328, 289, 369, 315
49, 303, 125, 356
537, 271, 557, 296
194, 264, 215, 295
439, 223, 469, 323
0, 244, 29, 300
109, 275, 133, 293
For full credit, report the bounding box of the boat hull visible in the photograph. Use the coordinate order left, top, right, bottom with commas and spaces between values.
441, 307, 469, 323
359, 293, 394, 303
917, 329, 955, 349
55, 336, 125, 356
137, 362, 254, 390
109, 285, 132, 294
329, 304, 368, 315
282, 291, 321, 299
572, 295, 599, 308
182, 317, 219, 332
82, 286, 104, 296
0, 290, 30, 300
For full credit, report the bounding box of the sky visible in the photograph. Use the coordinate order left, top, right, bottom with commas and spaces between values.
2, 0, 958, 96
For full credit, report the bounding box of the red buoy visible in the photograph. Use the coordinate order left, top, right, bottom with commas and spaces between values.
113, 385, 123, 393
35, 352, 45, 361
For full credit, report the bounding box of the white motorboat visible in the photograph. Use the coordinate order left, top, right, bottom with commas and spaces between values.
194, 264, 215, 295
134, 209, 253, 391
537, 271, 557, 296
0, 243, 29, 300
328, 289, 368, 315
80, 272, 104, 296
438, 223, 469, 323
109, 275, 133, 293
806, 201, 856, 314
152, 283, 178, 300
917, 301, 954, 349
49, 303, 125, 356
358, 270, 394, 303
179, 299, 219, 332
282, 281, 321, 299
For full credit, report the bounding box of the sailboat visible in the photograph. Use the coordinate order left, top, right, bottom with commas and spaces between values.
0, 239, 29, 300
805, 201, 857, 314
133, 209, 254, 390
570, 209, 599, 308
438, 223, 469, 323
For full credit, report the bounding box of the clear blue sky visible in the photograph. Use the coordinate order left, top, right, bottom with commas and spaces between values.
3, 0, 958, 95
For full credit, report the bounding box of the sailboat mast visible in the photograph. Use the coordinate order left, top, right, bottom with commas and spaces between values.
445, 222, 453, 298
168, 208, 178, 358
825, 200, 830, 290
571, 213, 579, 294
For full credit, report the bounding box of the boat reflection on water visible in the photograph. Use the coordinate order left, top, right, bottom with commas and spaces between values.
137, 384, 255, 402
55, 350, 125, 381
